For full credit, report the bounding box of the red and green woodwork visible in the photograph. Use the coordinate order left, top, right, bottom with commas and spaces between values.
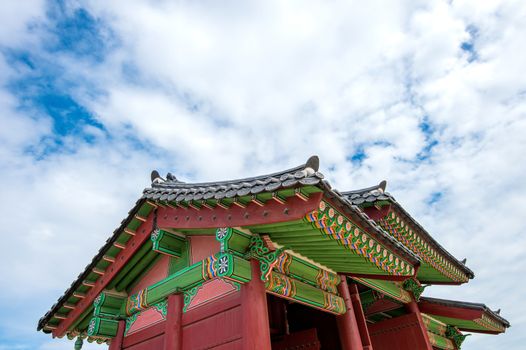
37, 158, 509, 350
244, 233, 345, 314
421, 313, 462, 350
378, 211, 470, 283
86, 249, 252, 339
419, 297, 508, 334
249, 199, 416, 280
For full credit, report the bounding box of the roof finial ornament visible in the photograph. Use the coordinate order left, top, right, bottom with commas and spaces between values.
150, 170, 165, 184
496, 309, 501, 314
461, 258, 467, 264
166, 172, 177, 182
378, 180, 387, 193
305, 155, 320, 172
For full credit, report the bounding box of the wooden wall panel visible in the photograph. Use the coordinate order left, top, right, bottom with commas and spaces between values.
123, 321, 165, 349
369, 313, 431, 350
181, 292, 242, 350
124, 334, 164, 350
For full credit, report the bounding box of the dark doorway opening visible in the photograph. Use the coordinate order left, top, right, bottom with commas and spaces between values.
268, 294, 341, 349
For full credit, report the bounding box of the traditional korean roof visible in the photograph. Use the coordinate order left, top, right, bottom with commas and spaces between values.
342, 183, 474, 284
143, 156, 420, 268
38, 155, 485, 339
419, 296, 510, 334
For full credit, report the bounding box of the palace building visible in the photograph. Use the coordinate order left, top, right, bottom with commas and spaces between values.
38, 156, 509, 349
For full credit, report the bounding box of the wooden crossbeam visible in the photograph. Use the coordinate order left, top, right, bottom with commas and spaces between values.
93, 268, 105, 275
216, 201, 229, 210
272, 192, 287, 204
294, 188, 309, 201
188, 202, 201, 211
82, 281, 96, 288
73, 292, 86, 299
146, 200, 158, 208
134, 215, 147, 222
201, 202, 214, 210
103, 255, 115, 263
233, 199, 246, 209
251, 196, 265, 207
113, 242, 126, 249
123, 228, 136, 236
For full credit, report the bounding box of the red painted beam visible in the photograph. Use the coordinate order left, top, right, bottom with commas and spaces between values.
242, 260, 272, 350
164, 293, 183, 350
336, 276, 363, 350
364, 298, 401, 317
349, 283, 373, 348
156, 193, 323, 229
363, 205, 391, 221
418, 302, 483, 320
53, 215, 155, 337
122, 320, 166, 348
108, 320, 125, 350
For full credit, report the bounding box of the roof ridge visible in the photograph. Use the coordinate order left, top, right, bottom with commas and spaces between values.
151, 155, 320, 188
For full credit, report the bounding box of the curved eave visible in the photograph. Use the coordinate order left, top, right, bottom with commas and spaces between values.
37, 197, 151, 333
342, 183, 474, 282
319, 183, 420, 267
419, 296, 510, 333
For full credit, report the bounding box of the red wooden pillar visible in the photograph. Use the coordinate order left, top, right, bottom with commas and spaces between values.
405, 300, 433, 350
164, 293, 183, 350
336, 276, 363, 350
109, 320, 125, 350
242, 259, 272, 350
349, 283, 373, 350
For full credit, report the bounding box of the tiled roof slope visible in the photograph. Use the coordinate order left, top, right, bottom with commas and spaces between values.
143, 156, 323, 201
341, 182, 475, 279
143, 156, 420, 265
37, 198, 147, 332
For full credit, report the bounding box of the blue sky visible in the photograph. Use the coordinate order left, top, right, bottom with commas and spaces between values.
1, 1, 525, 349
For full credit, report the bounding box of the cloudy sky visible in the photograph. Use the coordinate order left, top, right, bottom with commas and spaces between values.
0, 0, 525, 349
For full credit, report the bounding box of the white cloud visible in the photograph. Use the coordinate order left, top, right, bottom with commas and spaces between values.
0, 0, 525, 349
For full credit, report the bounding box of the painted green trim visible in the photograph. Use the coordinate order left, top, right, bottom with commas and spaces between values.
245, 234, 285, 281
87, 317, 118, 338
93, 293, 126, 319
183, 285, 202, 312
272, 251, 340, 294
422, 313, 448, 336
151, 229, 186, 257
106, 241, 153, 290
122, 252, 251, 316
216, 227, 252, 255
446, 325, 470, 349
306, 200, 414, 277
353, 277, 412, 304
427, 331, 456, 350
125, 313, 138, 335
380, 212, 469, 283
265, 271, 345, 315
402, 278, 427, 301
